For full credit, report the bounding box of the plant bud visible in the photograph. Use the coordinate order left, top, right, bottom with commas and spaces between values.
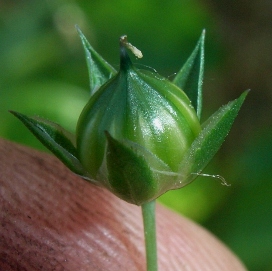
76, 37, 201, 204
11, 30, 247, 205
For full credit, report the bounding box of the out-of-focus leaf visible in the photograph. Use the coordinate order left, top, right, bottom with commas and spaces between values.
205, 127, 272, 271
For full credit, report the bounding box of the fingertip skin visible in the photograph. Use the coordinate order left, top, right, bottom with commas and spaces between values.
0, 139, 247, 271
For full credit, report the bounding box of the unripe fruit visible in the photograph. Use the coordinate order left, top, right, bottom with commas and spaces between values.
76, 37, 201, 204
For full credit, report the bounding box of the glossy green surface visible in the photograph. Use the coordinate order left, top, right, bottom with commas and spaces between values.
3, 2, 268, 269
76, 51, 201, 179
11, 30, 247, 205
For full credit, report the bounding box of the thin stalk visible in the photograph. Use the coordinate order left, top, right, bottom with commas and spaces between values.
141, 200, 157, 271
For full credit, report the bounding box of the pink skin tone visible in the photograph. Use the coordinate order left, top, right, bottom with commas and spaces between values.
0, 139, 247, 271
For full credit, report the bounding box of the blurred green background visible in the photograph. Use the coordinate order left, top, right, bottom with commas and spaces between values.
1, 1, 271, 270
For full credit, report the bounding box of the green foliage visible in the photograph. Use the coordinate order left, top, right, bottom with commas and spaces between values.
0, 1, 270, 270
11, 29, 247, 206
173, 30, 205, 119
106, 132, 156, 205
179, 91, 248, 186
10, 111, 86, 177
76, 26, 116, 95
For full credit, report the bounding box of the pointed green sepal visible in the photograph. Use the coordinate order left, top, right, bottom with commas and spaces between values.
173, 30, 205, 119
178, 90, 249, 186
76, 26, 117, 95
105, 131, 158, 205
10, 111, 87, 177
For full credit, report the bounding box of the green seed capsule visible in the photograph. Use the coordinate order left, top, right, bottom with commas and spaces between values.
11, 31, 247, 205
76, 37, 201, 205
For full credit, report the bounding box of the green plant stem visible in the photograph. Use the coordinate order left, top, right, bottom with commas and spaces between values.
141, 200, 157, 271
